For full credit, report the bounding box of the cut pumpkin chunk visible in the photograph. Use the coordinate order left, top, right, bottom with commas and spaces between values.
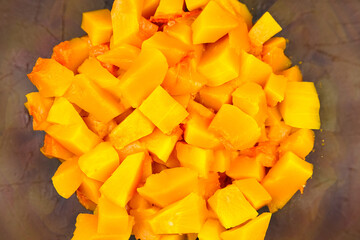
279, 128, 315, 159
142, 32, 192, 66
226, 155, 265, 181
155, 0, 184, 16
185, 0, 210, 11
120, 47, 168, 108
263, 47, 292, 73
129, 192, 152, 210
65, 74, 124, 123
176, 142, 213, 178
164, 21, 192, 45
191, 1, 238, 44
249, 12, 282, 46
198, 218, 225, 240
78, 142, 119, 182
143, 0, 161, 18
131, 207, 161, 240
228, 20, 251, 54
220, 212, 272, 240
208, 184, 258, 229
213, 0, 253, 29
264, 73, 288, 107
97, 44, 140, 70
81, 9, 113, 46
78, 176, 102, 204
109, 109, 155, 150
139, 86, 189, 134
46, 123, 101, 156
138, 167, 198, 207
41, 134, 75, 161
263, 37, 287, 54
83, 115, 117, 139
149, 192, 207, 234
209, 104, 260, 151
279, 82, 320, 129
71, 214, 98, 240
262, 151, 313, 212
24, 92, 54, 131
197, 36, 239, 87
210, 148, 233, 173
196, 172, 220, 200
280, 65, 303, 82
172, 94, 191, 108
187, 100, 215, 120
100, 152, 145, 207
234, 178, 272, 210
52, 158, 83, 199
27, 58, 74, 97
160, 235, 186, 240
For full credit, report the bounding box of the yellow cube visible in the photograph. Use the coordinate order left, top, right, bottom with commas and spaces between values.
249, 11, 282, 46
25, 92, 54, 131
263, 47, 292, 73
228, 20, 251, 54
280, 128, 315, 159
198, 218, 225, 240
264, 73, 288, 107
210, 149, 233, 173
226, 155, 265, 181
280, 65, 303, 82
185, 0, 209, 11
213, 0, 253, 29
155, 0, 184, 16
164, 22, 192, 45
81, 9, 113, 46
139, 86, 189, 134
97, 44, 140, 70
72, 214, 98, 240
78, 176, 102, 204
263, 37, 287, 54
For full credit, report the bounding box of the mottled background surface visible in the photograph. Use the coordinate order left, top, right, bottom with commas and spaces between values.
0, 0, 359, 239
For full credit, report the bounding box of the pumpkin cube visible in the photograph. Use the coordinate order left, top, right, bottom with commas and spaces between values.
78, 176, 102, 204
27, 58, 74, 97
164, 21, 193, 45
83, 115, 117, 139
149, 192, 207, 234
197, 36, 240, 87
279, 128, 315, 159
129, 192, 152, 210
52, 158, 83, 199
264, 73, 288, 107
120, 47, 168, 108
138, 167, 198, 207
213, 0, 253, 29
198, 218, 225, 240
81, 9, 112, 46
249, 11, 282, 46
210, 149, 232, 173
143, 0, 160, 18
196, 172, 221, 200
280, 65, 303, 82
172, 94, 191, 109
263, 47, 292, 73
226, 155, 265, 181
160, 235, 186, 240
131, 207, 161, 240
191, 1, 238, 44
24, 92, 53, 131
228, 20, 251, 54
97, 44, 140, 70
71, 214, 98, 240
262, 151, 313, 212
41, 134, 75, 161
187, 100, 215, 120
139, 86, 189, 134
209, 104, 260, 151
185, 0, 209, 11
155, 0, 184, 16
208, 184, 258, 229
263, 37, 286, 54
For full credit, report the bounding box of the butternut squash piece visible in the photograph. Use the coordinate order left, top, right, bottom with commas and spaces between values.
196, 172, 221, 199
262, 151, 313, 212
249, 12, 282, 46
129, 192, 152, 209
213, 0, 253, 29
115, 140, 146, 162
139, 86, 189, 134
97, 44, 140, 70
267, 121, 292, 143
52, 158, 83, 199
264, 73, 288, 107
27, 58, 74, 97
41, 134, 75, 161
81, 9, 113, 46
228, 20, 251, 54
138, 167, 198, 207
185, 0, 209, 11
226, 155, 265, 181
220, 212, 272, 240
155, 0, 184, 16
191, 1, 238, 44
208, 184, 258, 229
280, 65, 303, 82
83, 115, 117, 139
78, 176, 102, 204
265, 106, 282, 126
263, 37, 286, 54
71, 214, 98, 240
164, 22, 192, 45
187, 100, 215, 120
210, 148, 232, 173
131, 207, 161, 240
172, 94, 191, 108
209, 104, 260, 151
263, 47, 292, 73
149, 192, 207, 234
279, 128, 315, 159
100, 152, 145, 207
143, 0, 160, 18
24, 92, 53, 131
198, 218, 225, 240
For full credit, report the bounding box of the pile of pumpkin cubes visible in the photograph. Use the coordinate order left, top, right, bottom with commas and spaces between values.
25, 0, 320, 239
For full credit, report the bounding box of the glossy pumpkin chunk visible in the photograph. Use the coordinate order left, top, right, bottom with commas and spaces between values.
81, 9, 113, 46
263, 47, 292, 73
71, 214, 98, 240
143, 0, 160, 18
24, 92, 53, 131
263, 37, 286, 54
198, 218, 225, 240
131, 207, 161, 240
280, 65, 303, 82
226, 155, 265, 181
196, 172, 221, 200
264, 73, 288, 107
210, 148, 233, 173
279, 128, 315, 159
78, 176, 102, 204
249, 12, 282, 46
41, 134, 75, 161
155, 0, 184, 16
97, 44, 140, 70
228, 20, 250, 54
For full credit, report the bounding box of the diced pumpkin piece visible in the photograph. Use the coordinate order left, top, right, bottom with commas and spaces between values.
176, 142, 213, 178
208, 184, 258, 229
237, 50, 272, 86
198, 218, 225, 240
142, 32, 192, 66
46, 97, 86, 127
187, 100, 215, 120
71, 214, 98, 240
220, 213, 272, 240
263, 37, 286, 54
267, 121, 292, 143
24, 92, 53, 131
143, 0, 160, 18
213, 0, 253, 29
111, 0, 142, 46
226, 155, 265, 181
164, 21, 192, 45
97, 196, 131, 234
279, 128, 315, 159
264, 73, 288, 107
131, 207, 161, 240
78, 58, 122, 99
46, 123, 101, 156
184, 114, 221, 149
120, 47, 168, 108
228, 20, 251, 54
138, 167, 198, 207
210, 148, 232, 173
249, 12, 282, 46
185, 0, 209, 11
263, 47, 292, 73
83, 115, 117, 139
172, 94, 191, 108
139, 86, 189, 134
52, 37, 90, 72
232, 82, 267, 125
97, 44, 140, 70
191, 1, 238, 44
160, 235, 186, 240
78, 142, 120, 182
198, 36, 239, 87
141, 128, 182, 163
234, 179, 272, 210
253, 141, 280, 167
149, 192, 207, 234
265, 106, 282, 126
279, 82, 320, 129
198, 80, 237, 111
129, 192, 152, 209
209, 104, 260, 151
262, 151, 313, 212
65, 74, 124, 123
100, 152, 145, 207
142, 153, 154, 182
108, 109, 155, 150
196, 172, 220, 199
115, 140, 146, 162
52, 158, 83, 199
155, 0, 184, 16
41, 134, 75, 161
280, 65, 303, 82
27, 58, 74, 97
78, 176, 102, 204
81, 9, 113, 46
